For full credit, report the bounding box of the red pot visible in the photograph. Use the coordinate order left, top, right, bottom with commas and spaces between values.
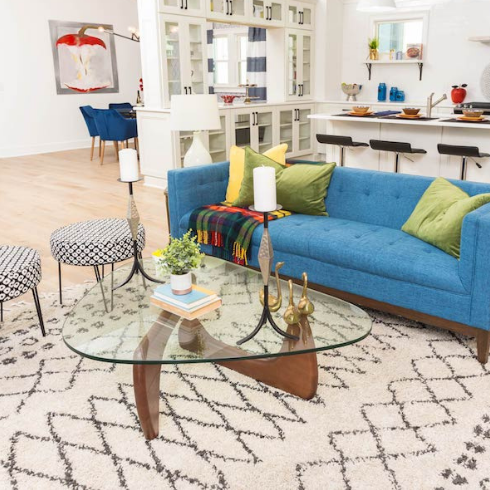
451, 84, 467, 104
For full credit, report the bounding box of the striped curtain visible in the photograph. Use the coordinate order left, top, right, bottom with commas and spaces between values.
207, 27, 214, 94
246, 28, 266, 101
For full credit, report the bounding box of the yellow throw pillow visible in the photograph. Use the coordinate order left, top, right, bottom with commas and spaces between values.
225, 144, 288, 203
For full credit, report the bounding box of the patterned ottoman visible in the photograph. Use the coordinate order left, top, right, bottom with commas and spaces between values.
50, 218, 145, 304
0, 245, 45, 336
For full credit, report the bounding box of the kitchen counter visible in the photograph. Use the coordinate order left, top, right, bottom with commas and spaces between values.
309, 112, 490, 130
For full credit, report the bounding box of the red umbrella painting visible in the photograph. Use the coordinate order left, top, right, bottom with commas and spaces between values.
50, 21, 118, 94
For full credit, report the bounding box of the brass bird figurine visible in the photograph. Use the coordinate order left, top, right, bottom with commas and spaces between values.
259, 261, 284, 312
298, 272, 315, 316
283, 279, 300, 325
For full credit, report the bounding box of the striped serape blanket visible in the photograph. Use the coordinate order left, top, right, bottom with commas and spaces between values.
188, 204, 291, 265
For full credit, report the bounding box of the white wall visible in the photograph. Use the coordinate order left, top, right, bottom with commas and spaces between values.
0, 0, 141, 157
330, 0, 490, 103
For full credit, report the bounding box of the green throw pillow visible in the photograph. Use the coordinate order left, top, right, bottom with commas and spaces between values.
276, 162, 336, 216
402, 177, 490, 258
232, 147, 336, 216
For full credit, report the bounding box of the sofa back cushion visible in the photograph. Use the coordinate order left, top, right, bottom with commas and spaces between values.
325, 167, 490, 229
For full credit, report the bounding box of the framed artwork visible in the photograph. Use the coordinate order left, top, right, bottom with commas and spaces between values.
49, 20, 119, 95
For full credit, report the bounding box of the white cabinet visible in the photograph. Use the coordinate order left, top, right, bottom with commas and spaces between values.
206, 0, 248, 23
287, 1, 314, 30
276, 104, 314, 157
231, 107, 275, 153
159, 0, 205, 17
250, 0, 286, 28
286, 29, 313, 100
160, 15, 208, 107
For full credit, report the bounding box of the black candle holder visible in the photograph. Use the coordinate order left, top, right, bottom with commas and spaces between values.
113, 179, 165, 291
236, 207, 299, 345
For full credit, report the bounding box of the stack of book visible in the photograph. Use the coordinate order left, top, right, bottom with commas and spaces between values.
151, 284, 221, 320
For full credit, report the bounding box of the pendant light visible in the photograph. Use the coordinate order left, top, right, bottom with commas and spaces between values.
357, 0, 397, 12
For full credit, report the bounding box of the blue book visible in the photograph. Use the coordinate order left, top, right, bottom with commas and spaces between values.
153, 284, 217, 310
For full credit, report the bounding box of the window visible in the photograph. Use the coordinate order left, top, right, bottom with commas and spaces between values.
376, 19, 423, 54
213, 29, 248, 88
213, 36, 229, 85
372, 12, 428, 60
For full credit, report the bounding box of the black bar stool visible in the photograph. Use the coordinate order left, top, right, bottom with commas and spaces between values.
370, 140, 427, 173
316, 134, 369, 167
437, 144, 490, 181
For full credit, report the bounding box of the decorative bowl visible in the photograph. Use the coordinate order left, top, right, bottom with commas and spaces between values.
403, 108, 421, 116
463, 108, 484, 118
221, 95, 239, 105
406, 47, 420, 59
341, 83, 363, 101
352, 106, 370, 114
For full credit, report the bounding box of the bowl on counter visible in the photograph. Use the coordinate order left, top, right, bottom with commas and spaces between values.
462, 108, 484, 118
341, 83, 363, 101
402, 108, 421, 116
352, 106, 370, 114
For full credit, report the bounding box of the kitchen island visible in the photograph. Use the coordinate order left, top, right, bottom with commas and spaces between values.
310, 110, 490, 183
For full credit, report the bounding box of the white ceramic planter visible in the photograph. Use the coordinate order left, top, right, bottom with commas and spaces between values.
170, 272, 192, 295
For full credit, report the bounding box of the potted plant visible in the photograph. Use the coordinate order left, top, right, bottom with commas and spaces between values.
153, 231, 204, 295
368, 37, 380, 60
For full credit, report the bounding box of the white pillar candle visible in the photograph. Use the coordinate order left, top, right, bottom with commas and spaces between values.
253, 166, 277, 212
119, 148, 139, 182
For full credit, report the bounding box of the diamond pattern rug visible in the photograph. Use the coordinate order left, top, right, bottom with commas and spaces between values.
0, 285, 489, 490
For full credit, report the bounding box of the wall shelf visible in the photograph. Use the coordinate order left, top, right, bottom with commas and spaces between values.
364, 60, 424, 81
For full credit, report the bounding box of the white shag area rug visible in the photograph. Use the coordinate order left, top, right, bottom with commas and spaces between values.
0, 285, 490, 490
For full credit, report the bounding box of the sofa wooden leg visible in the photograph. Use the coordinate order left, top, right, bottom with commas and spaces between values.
477, 330, 490, 364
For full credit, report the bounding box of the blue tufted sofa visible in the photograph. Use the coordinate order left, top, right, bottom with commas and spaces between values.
167, 162, 490, 363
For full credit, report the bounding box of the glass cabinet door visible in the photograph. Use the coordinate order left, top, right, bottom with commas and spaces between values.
279, 110, 294, 154
188, 22, 205, 94
208, 114, 228, 162
297, 108, 312, 152
208, 0, 227, 15
287, 33, 298, 98
269, 1, 283, 22
230, 0, 246, 17
234, 113, 252, 149
301, 34, 311, 97
252, 0, 266, 20
256, 111, 273, 153
164, 21, 182, 98
160, 0, 203, 14
302, 6, 313, 28
288, 4, 299, 25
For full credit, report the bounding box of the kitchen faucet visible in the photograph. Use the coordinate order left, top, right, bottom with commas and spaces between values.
426, 93, 448, 118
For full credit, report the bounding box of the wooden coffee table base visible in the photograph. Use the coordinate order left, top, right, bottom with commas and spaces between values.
133, 314, 318, 440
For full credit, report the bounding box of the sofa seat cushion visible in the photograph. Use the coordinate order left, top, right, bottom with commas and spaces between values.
181, 212, 466, 294
251, 215, 466, 294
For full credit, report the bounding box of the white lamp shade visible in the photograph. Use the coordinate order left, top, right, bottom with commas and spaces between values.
170, 94, 221, 131
357, 0, 396, 11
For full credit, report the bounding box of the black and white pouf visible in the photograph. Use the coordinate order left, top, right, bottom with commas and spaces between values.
0, 245, 45, 335
50, 218, 146, 305
50, 218, 145, 267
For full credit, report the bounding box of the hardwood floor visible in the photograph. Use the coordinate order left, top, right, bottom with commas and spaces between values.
0, 148, 169, 293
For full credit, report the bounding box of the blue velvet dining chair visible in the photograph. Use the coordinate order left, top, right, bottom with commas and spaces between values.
108, 103, 133, 110
79, 105, 100, 161
93, 109, 138, 165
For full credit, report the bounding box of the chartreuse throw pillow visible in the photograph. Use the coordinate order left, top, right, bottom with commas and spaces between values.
232, 147, 336, 216
402, 177, 490, 258
225, 144, 288, 203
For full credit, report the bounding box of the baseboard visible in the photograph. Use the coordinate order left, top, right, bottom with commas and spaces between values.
1, 138, 94, 158
144, 175, 167, 189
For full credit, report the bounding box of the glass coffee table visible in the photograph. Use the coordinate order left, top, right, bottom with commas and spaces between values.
63, 256, 371, 440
